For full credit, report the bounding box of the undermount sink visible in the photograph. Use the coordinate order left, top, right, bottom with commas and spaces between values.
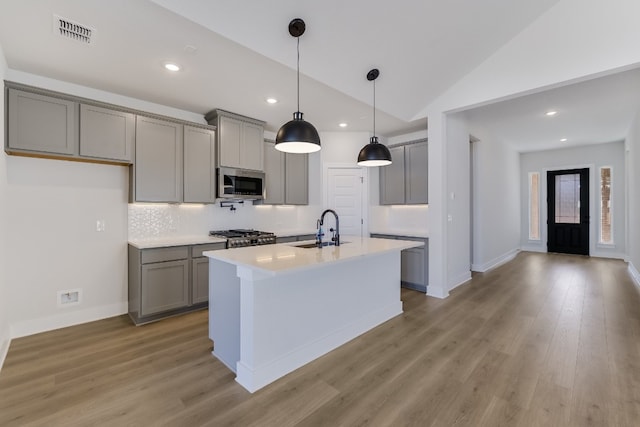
294, 241, 348, 249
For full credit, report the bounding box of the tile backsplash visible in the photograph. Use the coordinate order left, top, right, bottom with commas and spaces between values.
128, 202, 318, 240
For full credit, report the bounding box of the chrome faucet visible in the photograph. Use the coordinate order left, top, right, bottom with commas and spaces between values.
317, 209, 340, 247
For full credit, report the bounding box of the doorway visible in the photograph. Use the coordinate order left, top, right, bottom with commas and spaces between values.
547, 168, 589, 255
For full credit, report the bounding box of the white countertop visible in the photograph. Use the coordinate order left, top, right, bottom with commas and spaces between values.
128, 235, 227, 249
204, 236, 424, 275
369, 230, 429, 238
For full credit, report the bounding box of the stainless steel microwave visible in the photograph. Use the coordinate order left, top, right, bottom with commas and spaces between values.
217, 167, 265, 200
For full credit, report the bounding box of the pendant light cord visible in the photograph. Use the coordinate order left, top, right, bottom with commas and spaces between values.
373, 78, 376, 137
297, 36, 300, 113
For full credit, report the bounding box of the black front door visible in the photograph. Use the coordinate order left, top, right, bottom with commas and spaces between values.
547, 168, 589, 255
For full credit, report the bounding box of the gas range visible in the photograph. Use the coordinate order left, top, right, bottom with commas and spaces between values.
209, 229, 277, 248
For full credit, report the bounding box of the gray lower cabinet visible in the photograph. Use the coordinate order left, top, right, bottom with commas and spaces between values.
131, 116, 183, 203
129, 242, 225, 324
191, 242, 226, 305
264, 141, 308, 205
79, 103, 134, 162
380, 141, 428, 205
184, 125, 216, 203
7, 88, 78, 156
370, 233, 428, 293
192, 257, 210, 304
141, 259, 189, 316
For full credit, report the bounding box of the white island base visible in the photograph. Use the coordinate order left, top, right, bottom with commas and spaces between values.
205, 238, 422, 393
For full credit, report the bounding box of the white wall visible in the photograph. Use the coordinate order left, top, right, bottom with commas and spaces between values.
2, 71, 209, 339
520, 141, 626, 259
369, 130, 429, 236
626, 112, 640, 283
446, 115, 471, 289
471, 135, 521, 273
0, 41, 11, 369
425, 0, 640, 297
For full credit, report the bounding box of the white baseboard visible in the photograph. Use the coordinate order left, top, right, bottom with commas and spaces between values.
448, 271, 472, 292
0, 330, 10, 373
591, 251, 627, 260
520, 245, 546, 253
426, 285, 449, 299
629, 262, 640, 288
472, 248, 520, 273
10, 302, 128, 339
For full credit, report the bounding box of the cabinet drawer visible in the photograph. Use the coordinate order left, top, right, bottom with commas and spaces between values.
141, 247, 188, 264
192, 243, 226, 258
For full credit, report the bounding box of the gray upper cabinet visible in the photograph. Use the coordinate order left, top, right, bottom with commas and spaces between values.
79, 104, 134, 162
263, 141, 308, 205
380, 141, 428, 205
132, 116, 183, 203
184, 125, 216, 203
285, 152, 308, 205
205, 109, 265, 171
405, 142, 428, 204
380, 146, 406, 205
264, 141, 285, 204
7, 88, 77, 155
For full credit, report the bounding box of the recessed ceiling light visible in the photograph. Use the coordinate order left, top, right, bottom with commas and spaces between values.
545, 110, 558, 116
266, 98, 278, 104
164, 63, 180, 72
339, 123, 348, 128
560, 138, 568, 142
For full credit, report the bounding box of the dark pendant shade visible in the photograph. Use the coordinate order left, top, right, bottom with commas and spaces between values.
357, 68, 392, 167
357, 136, 392, 166
275, 111, 321, 153
276, 18, 321, 154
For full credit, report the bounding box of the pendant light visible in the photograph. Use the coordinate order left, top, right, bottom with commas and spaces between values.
275, 18, 321, 154
357, 69, 392, 166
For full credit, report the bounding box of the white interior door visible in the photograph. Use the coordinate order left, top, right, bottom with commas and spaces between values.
326, 167, 364, 237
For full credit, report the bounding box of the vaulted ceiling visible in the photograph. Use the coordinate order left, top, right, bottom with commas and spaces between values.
1, 0, 638, 150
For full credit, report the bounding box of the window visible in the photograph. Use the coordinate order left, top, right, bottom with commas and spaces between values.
555, 173, 581, 224
600, 167, 612, 244
528, 172, 540, 240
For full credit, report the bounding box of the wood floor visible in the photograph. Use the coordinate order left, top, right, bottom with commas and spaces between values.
2, 252, 640, 426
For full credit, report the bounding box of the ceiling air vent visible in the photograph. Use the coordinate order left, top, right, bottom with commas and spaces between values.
53, 14, 95, 44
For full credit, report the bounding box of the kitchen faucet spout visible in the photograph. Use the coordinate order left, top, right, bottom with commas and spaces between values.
319, 209, 340, 246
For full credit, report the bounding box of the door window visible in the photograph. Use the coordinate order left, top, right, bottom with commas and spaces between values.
555, 173, 580, 224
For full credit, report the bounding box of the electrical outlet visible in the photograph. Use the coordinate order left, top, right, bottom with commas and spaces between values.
57, 289, 82, 307
96, 220, 105, 232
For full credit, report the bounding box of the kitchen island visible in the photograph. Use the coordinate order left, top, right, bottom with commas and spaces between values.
203, 236, 424, 392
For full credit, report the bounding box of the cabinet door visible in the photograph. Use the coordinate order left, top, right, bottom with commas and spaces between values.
401, 247, 425, 286
79, 104, 134, 162
8, 89, 77, 155
405, 142, 428, 204
184, 126, 216, 203
380, 146, 406, 205
241, 122, 264, 171
263, 142, 285, 204
192, 257, 209, 304
285, 152, 308, 205
219, 115, 241, 168
141, 260, 189, 316
134, 116, 183, 202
